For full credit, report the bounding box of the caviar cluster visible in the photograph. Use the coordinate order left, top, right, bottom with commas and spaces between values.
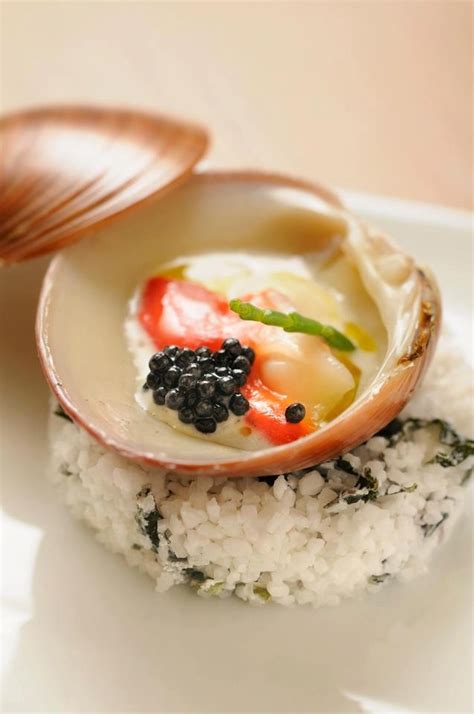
143, 338, 255, 434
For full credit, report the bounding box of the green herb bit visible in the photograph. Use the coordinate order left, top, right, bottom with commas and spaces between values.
369, 573, 390, 585
54, 404, 73, 423
206, 581, 224, 596
253, 585, 271, 602
184, 568, 207, 588
432, 440, 474, 468
422, 512, 449, 537
229, 299, 355, 351
135, 485, 162, 552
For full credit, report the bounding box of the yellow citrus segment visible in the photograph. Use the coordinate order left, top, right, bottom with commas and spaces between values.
344, 321, 377, 352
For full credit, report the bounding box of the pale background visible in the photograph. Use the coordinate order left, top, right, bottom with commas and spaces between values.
1, 4, 473, 713
1, 1, 472, 209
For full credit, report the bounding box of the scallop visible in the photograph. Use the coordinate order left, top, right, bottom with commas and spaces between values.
36, 171, 440, 477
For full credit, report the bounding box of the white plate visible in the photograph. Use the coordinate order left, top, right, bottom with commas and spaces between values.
1, 191, 472, 714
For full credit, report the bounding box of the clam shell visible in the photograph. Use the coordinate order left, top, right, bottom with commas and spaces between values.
36, 171, 441, 477
0, 106, 208, 265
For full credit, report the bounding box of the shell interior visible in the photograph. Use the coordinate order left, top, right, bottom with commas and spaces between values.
37, 173, 438, 473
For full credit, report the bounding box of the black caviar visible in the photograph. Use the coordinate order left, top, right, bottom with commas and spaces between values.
197, 356, 214, 373
241, 346, 256, 365
178, 372, 198, 391
195, 418, 217, 434
285, 402, 306, 423
149, 352, 171, 373
164, 345, 180, 359
146, 372, 162, 390
197, 379, 216, 399
213, 402, 229, 422
143, 339, 255, 434
232, 355, 251, 373
222, 337, 242, 357
229, 392, 250, 416
214, 349, 229, 367
152, 386, 167, 405
185, 363, 201, 378
176, 347, 195, 368
178, 407, 195, 424
185, 389, 198, 408
163, 365, 181, 388
217, 375, 236, 396
165, 389, 185, 410
195, 400, 213, 418
195, 346, 211, 359
232, 369, 247, 387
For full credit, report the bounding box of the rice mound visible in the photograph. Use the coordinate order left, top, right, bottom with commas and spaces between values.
48, 340, 473, 607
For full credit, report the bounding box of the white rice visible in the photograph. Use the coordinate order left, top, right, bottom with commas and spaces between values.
48, 338, 473, 607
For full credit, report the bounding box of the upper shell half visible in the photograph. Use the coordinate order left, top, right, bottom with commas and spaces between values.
36, 171, 441, 477
0, 106, 208, 264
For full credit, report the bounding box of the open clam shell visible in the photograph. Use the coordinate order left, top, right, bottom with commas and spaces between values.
0, 106, 208, 265
36, 171, 441, 477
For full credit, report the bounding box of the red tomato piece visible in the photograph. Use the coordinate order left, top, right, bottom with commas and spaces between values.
138, 277, 238, 351
242, 373, 312, 445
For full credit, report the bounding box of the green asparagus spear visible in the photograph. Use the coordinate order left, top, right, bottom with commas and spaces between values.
229, 299, 356, 352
